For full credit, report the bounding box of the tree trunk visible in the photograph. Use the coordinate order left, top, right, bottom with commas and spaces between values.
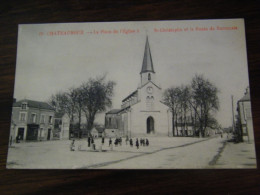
175, 113, 179, 136
172, 116, 175, 136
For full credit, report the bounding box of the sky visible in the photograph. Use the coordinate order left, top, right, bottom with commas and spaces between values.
13, 19, 250, 127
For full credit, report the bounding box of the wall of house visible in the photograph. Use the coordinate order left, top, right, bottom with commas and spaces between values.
60, 114, 70, 139
239, 101, 254, 143
11, 106, 54, 141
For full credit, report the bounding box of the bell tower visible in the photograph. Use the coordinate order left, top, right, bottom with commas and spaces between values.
140, 37, 156, 86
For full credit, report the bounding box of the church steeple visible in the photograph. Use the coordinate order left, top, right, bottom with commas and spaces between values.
140, 36, 155, 74
140, 37, 156, 86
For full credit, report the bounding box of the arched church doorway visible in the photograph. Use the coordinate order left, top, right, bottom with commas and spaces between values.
147, 116, 154, 134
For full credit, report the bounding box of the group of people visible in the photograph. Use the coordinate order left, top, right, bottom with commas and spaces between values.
132, 138, 149, 149
70, 136, 150, 151
108, 137, 150, 149
111, 137, 122, 146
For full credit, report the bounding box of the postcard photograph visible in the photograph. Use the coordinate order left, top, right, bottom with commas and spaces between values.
6, 19, 257, 169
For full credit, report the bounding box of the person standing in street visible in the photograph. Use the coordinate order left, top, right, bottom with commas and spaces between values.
70, 140, 75, 151
88, 136, 91, 147
136, 138, 139, 149
146, 138, 149, 146
130, 138, 133, 147
109, 138, 112, 146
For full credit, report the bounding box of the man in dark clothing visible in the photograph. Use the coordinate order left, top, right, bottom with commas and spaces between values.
146, 138, 149, 146
114, 138, 118, 147
130, 138, 133, 147
109, 138, 112, 146
119, 137, 122, 146
88, 137, 91, 147
16, 135, 20, 143
102, 137, 105, 145
142, 138, 145, 146
136, 138, 139, 149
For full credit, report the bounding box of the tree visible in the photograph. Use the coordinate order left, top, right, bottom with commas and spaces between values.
81, 75, 116, 131
49, 75, 115, 138
49, 89, 79, 138
178, 85, 191, 136
67, 87, 84, 137
49, 92, 75, 122
190, 75, 219, 137
163, 85, 192, 136
48, 92, 67, 113
163, 87, 181, 136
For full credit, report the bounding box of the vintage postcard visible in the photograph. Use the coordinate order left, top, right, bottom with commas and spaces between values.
7, 19, 256, 169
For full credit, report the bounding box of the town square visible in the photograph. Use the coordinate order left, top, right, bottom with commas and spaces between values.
7, 135, 256, 169
7, 20, 256, 169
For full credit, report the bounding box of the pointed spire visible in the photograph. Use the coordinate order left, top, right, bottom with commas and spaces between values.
140, 36, 155, 74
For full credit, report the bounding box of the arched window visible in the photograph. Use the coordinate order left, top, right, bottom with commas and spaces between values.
148, 73, 151, 81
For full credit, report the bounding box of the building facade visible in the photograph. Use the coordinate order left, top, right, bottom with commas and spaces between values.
53, 112, 70, 140
10, 99, 55, 142
237, 88, 255, 143
105, 37, 172, 137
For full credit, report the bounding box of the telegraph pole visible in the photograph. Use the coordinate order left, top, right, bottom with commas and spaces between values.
231, 95, 235, 133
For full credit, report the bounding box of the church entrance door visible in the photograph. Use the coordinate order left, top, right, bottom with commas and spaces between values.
147, 116, 154, 134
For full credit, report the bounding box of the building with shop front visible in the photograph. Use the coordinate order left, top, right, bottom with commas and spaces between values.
237, 87, 255, 143
9, 99, 55, 142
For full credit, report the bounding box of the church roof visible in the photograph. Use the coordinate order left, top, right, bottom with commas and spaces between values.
13, 99, 55, 111
122, 90, 138, 102
106, 109, 121, 114
238, 87, 250, 102
139, 80, 161, 90
140, 37, 155, 74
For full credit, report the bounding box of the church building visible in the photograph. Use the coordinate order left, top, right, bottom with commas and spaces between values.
105, 37, 172, 137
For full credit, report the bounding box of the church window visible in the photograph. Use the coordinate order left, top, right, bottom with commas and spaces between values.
148, 73, 151, 81
146, 96, 154, 110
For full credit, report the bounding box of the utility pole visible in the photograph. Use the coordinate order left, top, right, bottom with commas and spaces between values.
231, 95, 235, 133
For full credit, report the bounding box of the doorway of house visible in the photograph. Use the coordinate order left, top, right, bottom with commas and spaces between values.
17, 128, 24, 140
47, 129, 51, 140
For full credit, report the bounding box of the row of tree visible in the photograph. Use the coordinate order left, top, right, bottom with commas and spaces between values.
163, 75, 220, 137
48, 75, 116, 137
